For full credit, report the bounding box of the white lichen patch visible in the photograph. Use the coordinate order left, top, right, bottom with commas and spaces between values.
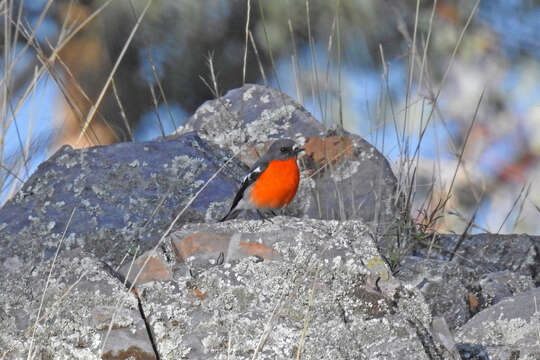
197, 101, 216, 115
3, 255, 23, 271
170, 156, 207, 184
260, 94, 270, 103
330, 160, 361, 182
56, 153, 79, 168
457, 317, 534, 345
243, 85, 256, 101
358, 146, 376, 161
259, 104, 296, 125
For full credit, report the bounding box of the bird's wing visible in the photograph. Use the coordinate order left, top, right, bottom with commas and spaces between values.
230, 160, 266, 209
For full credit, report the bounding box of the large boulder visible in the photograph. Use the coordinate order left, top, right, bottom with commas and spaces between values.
114, 218, 453, 359
140, 218, 440, 359
0, 132, 246, 266
413, 233, 540, 284
176, 84, 326, 154
177, 84, 400, 233
0, 251, 157, 359
456, 288, 540, 359
0, 218, 459, 360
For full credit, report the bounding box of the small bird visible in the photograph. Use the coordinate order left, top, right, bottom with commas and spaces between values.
220, 139, 304, 221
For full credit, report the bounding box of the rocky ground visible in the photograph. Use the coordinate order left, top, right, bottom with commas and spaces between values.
0, 85, 538, 359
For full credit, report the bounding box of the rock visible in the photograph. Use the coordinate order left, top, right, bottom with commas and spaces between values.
0, 251, 156, 359
178, 84, 400, 234
398, 255, 537, 332
295, 133, 398, 232
473, 270, 535, 310
414, 233, 540, 283
397, 234, 540, 332
0, 132, 246, 266
431, 317, 461, 359
455, 343, 490, 360
397, 256, 477, 329
170, 231, 279, 266
1, 82, 539, 358
456, 288, 540, 359
176, 84, 326, 154
120, 249, 172, 286
134, 218, 446, 359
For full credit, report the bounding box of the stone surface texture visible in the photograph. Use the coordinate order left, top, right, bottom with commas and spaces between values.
0, 132, 246, 266
178, 84, 399, 233
0, 84, 538, 359
142, 218, 437, 359
0, 251, 156, 359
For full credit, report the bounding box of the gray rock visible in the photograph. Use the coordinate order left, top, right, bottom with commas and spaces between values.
138, 218, 446, 359
0, 132, 246, 266
295, 134, 398, 232
456, 288, 540, 359
397, 256, 477, 329
176, 84, 326, 153
0, 251, 156, 359
403, 234, 539, 333
431, 317, 461, 359
178, 84, 400, 235
10, 84, 540, 358
475, 270, 535, 308
414, 233, 540, 283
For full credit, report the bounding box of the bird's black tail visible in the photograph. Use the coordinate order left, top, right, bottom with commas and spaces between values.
219, 208, 241, 222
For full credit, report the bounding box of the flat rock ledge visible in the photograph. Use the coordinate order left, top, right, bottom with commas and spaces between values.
1, 218, 453, 360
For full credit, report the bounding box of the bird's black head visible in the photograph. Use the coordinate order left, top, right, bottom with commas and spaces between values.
266, 139, 304, 161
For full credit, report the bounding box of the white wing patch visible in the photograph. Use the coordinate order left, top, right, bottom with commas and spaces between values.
243, 166, 262, 184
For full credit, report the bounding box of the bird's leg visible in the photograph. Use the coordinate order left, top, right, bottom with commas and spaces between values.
270, 210, 277, 216
257, 210, 273, 223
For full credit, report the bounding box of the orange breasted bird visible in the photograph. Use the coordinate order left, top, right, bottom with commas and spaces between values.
220, 139, 304, 221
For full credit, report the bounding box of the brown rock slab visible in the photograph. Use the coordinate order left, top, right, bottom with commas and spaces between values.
120, 250, 172, 286
170, 231, 278, 267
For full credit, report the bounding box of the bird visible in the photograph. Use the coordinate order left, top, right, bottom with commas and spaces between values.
220, 139, 304, 221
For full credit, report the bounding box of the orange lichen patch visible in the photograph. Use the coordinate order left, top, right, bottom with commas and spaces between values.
192, 287, 208, 301
468, 292, 479, 312
304, 136, 354, 165
130, 254, 171, 285
172, 233, 230, 262
238, 242, 277, 259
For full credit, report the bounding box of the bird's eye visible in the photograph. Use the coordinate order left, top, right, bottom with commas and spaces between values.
280, 146, 288, 153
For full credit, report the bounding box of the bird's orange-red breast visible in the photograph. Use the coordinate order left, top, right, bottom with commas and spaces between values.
220, 139, 303, 221
249, 157, 300, 209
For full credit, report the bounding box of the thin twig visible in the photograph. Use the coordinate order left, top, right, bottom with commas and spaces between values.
242, 0, 252, 85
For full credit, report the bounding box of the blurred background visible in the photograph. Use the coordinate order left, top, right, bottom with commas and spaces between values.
1, 0, 539, 234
